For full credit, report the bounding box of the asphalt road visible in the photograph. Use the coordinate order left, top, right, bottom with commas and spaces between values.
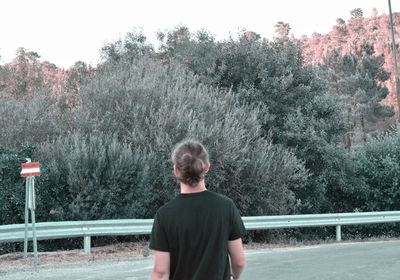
1, 240, 400, 280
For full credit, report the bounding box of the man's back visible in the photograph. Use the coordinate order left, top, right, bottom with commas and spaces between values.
150, 190, 245, 280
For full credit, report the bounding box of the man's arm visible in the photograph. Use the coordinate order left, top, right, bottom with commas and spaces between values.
151, 251, 170, 280
228, 238, 246, 280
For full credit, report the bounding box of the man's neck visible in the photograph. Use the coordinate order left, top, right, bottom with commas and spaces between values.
180, 180, 207, 194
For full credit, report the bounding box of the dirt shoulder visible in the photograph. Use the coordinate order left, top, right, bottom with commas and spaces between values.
1, 241, 285, 273
0, 239, 385, 273
0, 242, 149, 273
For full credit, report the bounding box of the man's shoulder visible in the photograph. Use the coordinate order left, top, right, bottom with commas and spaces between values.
207, 190, 234, 203
157, 195, 180, 213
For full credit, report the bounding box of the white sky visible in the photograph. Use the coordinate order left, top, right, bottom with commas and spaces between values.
0, 0, 397, 69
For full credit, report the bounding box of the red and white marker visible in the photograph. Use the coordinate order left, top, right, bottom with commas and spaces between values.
21, 162, 41, 177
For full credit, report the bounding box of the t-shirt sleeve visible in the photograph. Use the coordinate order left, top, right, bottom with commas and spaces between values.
149, 212, 170, 252
229, 201, 246, 241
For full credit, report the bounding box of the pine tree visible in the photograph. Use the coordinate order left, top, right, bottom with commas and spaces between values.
319, 47, 394, 150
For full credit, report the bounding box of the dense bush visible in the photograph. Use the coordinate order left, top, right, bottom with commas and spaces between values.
37, 58, 308, 219
36, 133, 154, 221
0, 93, 63, 148
0, 58, 309, 236
353, 130, 400, 211
0, 145, 34, 225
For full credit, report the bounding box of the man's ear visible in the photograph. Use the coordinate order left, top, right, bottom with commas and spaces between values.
204, 163, 211, 174
173, 164, 181, 177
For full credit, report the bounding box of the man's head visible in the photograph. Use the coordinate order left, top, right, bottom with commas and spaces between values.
171, 140, 210, 187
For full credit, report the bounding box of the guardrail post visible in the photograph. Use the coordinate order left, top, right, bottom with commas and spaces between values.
84, 235, 91, 254
336, 225, 341, 241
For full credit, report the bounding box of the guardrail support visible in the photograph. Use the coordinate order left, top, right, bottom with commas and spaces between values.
84, 235, 91, 254
336, 225, 341, 241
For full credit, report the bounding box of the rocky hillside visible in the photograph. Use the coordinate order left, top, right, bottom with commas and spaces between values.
301, 11, 400, 113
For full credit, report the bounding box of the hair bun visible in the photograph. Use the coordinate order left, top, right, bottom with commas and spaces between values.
172, 141, 209, 187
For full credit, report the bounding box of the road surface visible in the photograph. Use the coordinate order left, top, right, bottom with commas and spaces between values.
1, 240, 399, 280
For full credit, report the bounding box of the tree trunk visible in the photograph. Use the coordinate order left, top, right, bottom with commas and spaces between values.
361, 114, 367, 143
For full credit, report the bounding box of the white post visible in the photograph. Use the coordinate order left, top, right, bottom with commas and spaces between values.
84, 235, 91, 254
29, 177, 39, 266
336, 225, 342, 241
23, 158, 31, 258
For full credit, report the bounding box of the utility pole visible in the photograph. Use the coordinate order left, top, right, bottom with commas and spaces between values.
388, 0, 400, 119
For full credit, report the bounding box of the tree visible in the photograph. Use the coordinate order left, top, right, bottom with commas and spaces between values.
100, 29, 154, 63
336, 18, 345, 25
372, 8, 378, 18
319, 48, 394, 150
157, 26, 220, 84
65, 61, 90, 93
354, 131, 400, 212
282, 93, 353, 212
0, 61, 5, 93
274, 21, 291, 40
3, 48, 44, 96
350, 8, 363, 19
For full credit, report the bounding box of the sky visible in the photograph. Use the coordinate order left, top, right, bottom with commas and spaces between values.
0, 0, 398, 69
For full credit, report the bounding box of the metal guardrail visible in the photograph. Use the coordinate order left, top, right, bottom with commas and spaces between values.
1, 211, 400, 254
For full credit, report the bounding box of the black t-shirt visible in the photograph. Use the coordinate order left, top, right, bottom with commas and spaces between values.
150, 190, 246, 280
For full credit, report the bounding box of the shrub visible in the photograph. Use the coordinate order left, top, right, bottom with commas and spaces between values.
1, 57, 308, 227
353, 131, 400, 211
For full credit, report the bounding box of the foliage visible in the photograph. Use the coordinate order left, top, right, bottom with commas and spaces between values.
0, 144, 35, 225
71, 58, 308, 216
350, 8, 364, 19
157, 26, 220, 84
0, 56, 309, 233
282, 94, 356, 212
274, 22, 291, 39
319, 48, 394, 150
353, 130, 400, 211
93, 27, 392, 213
36, 132, 153, 220
100, 29, 154, 63
184, 30, 351, 212
0, 93, 63, 148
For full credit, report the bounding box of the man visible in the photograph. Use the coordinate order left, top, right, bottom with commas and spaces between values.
150, 140, 246, 280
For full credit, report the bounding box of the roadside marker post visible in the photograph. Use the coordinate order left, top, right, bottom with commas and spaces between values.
23, 159, 30, 258
21, 159, 41, 266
